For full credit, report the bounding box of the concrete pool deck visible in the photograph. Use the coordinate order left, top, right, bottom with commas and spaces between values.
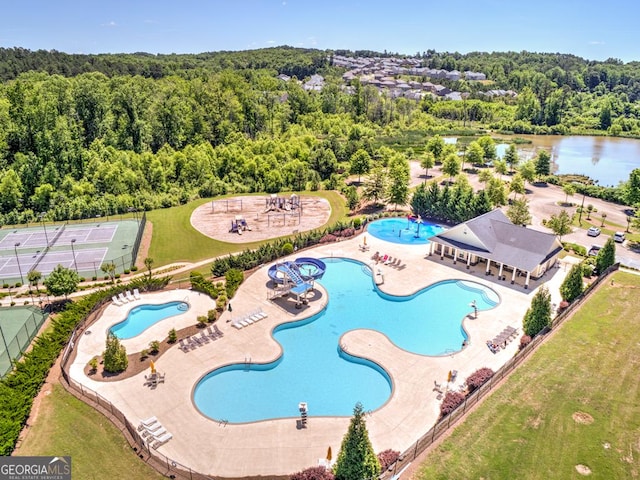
69, 234, 571, 477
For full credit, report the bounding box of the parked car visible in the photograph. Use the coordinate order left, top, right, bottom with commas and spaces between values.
588, 245, 602, 256
587, 227, 601, 237
614, 232, 625, 243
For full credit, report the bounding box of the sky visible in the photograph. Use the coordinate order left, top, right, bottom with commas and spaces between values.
1, 0, 639, 62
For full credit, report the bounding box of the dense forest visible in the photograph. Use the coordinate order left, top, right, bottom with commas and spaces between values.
1, 46, 640, 226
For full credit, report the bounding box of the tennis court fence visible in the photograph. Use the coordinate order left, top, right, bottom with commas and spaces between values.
0, 308, 48, 379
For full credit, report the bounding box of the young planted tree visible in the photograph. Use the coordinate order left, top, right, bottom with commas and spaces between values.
509, 172, 525, 200
27, 270, 42, 292
546, 210, 572, 241
103, 333, 128, 373
523, 285, 552, 337
504, 144, 519, 173
387, 154, 410, 210
420, 151, 435, 180
144, 257, 154, 280
465, 141, 485, 166
596, 237, 616, 274
101, 261, 116, 284
43, 264, 80, 299
349, 149, 371, 184
442, 153, 461, 185
535, 150, 551, 180
560, 263, 584, 302
345, 185, 359, 211
334, 402, 381, 480
425, 135, 445, 163
586, 204, 594, 220
361, 166, 387, 206
562, 183, 576, 205
506, 198, 532, 225
494, 159, 508, 181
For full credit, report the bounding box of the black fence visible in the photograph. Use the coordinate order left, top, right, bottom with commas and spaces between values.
379, 263, 620, 479
0, 308, 48, 378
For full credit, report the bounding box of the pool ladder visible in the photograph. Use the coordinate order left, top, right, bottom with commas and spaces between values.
244, 356, 251, 371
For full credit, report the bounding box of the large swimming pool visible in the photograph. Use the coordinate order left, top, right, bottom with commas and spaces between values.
110, 301, 189, 339
367, 217, 444, 244
193, 258, 499, 423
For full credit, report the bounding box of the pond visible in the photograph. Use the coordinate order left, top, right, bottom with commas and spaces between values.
509, 135, 640, 187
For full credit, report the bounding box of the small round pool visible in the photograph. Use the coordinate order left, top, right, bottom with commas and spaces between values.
367, 217, 444, 244
110, 301, 189, 339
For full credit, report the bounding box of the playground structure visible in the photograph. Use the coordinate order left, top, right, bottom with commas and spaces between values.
229, 215, 252, 235
264, 194, 301, 213
267, 257, 326, 306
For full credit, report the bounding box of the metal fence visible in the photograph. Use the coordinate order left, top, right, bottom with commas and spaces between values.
0, 308, 48, 378
379, 263, 620, 479
55, 263, 620, 480
59, 297, 216, 480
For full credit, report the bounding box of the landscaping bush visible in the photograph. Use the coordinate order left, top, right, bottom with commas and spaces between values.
88, 357, 98, 373
353, 217, 362, 229
130, 266, 138, 271
168, 328, 177, 344
189, 272, 220, 299
290, 466, 334, 480
197, 315, 208, 327
140, 349, 149, 360
281, 242, 294, 256
148, 340, 160, 354
224, 268, 244, 298
440, 391, 465, 418
465, 368, 494, 393
207, 310, 217, 322
103, 333, 128, 373
216, 295, 228, 312
519, 334, 532, 350
377, 449, 400, 471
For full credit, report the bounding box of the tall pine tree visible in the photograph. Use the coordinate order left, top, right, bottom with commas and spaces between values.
560, 263, 584, 302
334, 402, 380, 480
523, 286, 552, 337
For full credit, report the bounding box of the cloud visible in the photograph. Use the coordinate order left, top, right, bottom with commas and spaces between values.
101, 21, 117, 27
282, 1, 286, 4
588, 40, 605, 45
266, 40, 276, 45
307, 36, 317, 46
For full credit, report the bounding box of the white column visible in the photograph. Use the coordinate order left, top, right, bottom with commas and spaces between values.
498, 263, 504, 279
485, 258, 491, 275
453, 248, 458, 264
511, 268, 517, 284
525, 271, 531, 289
466, 253, 471, 269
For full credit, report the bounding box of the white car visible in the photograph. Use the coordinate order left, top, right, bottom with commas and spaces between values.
614, 232, 625, 243
587, 227, 601, 237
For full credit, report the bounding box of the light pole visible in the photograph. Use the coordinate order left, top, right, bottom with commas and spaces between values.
39, 212, 49, 246
14, 242, 24, 284
70, 239, 78, 273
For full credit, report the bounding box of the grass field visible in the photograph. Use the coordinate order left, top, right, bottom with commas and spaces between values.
16, 384, 165, 480
146, 191, 348, 266
415, 270, 640, 479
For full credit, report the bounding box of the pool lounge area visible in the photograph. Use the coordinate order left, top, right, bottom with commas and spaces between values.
68, 233, 569, 478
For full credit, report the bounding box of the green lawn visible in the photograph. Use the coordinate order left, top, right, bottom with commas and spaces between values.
146, 191, 348, 266
415, 270, 640, 479
17, 384, 165, 480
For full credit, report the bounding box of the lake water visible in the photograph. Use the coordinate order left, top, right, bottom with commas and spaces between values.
505, 135, 640, 187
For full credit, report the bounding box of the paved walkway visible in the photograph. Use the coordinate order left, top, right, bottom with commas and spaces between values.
68, 234, 571, 477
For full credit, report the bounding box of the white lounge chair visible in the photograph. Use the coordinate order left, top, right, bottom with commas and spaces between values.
139, 416, 158, 427
231, 322, 243, 329
112, 295, 123, 306
126, 290, 135, 302
118, 292, 129, 303
133, 288, 141, 300
152, 432, 173, 448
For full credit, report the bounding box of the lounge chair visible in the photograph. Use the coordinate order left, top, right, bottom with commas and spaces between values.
112, 295, 123, 306
213, 324, 224, 338
231, 322, 243, 329
178, 339, 190, 353
156, 373, 165, 384
191, 335, 202, 346
199, 331, 210, 343
118, 292, 129, 303
126, 290, 135, 302
254, 309, 268, 319
133, 288, 141, 300
142, 422, 163, 433
152, 432, 173, 448
139, 416, 158, 427
145, 427, 167, 438
384, 256, 393, 265
206, 326, 217, 340
379, 254, 389, 264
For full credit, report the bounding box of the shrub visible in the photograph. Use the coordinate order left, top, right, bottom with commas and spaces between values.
148, 340, 160, 354
190, 271, 220, 299
115, 274, 121, 279
168, 328, 177, 344
377, 449, 400, 471
281, 242, 294, 256
197, 315, 208, 327
130, 266, 138, 272
216, 296, 227, 312
465, 368, 494, 393
124, 269, 130, 275
140, 349, 149, 360
440, 391, 465, 418
88, 357, 98, 373
103, 333, 128, 373
14, 282, 22, 288
2, 283, 8, 288
353, 217, 362, 229
290, 466, 335, 480
92, 276, 97, 281
207, 309, 217, 322
224, 268, 244, 298
519, 334, 532, 350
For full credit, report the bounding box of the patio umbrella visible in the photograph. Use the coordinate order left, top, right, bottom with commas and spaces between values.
228, 303, 232, 312
447, 370, 452, 383
150, 360, 156, 374
326, 446, 332, 462
363, 235, 367, 246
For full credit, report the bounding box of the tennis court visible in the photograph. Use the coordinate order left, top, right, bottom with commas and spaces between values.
0, 306, 48, 378
0, 216, 144, 284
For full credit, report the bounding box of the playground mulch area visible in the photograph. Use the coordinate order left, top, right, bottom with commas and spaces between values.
190, 195, 332, 243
